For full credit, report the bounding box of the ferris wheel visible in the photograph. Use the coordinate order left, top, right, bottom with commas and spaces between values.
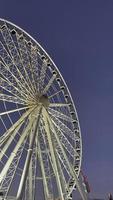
0, 19, 87, 200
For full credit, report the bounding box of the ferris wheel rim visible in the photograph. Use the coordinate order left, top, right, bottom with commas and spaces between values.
0, 17, 82, 172
0, 18, 83, 199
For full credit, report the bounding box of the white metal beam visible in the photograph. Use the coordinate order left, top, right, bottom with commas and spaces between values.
16, 106, 42, 200
0, 105, 32, 117
44, 108, 88, 200
43, 74, 56, 94
0, 26, 35, 96
42, 107, 65, 200
49, 107, 73, 122
16, 33, 36, 94
37, 132, 50, 199
0, 93, 26, 105
49, 103, 69, 108
0, 114, 35, 184
0, 106, 36, 146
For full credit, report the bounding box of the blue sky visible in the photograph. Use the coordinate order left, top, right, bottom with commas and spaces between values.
0, 1, 113, 199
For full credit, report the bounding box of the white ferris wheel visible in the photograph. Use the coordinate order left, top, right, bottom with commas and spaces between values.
0, 19, 88, 200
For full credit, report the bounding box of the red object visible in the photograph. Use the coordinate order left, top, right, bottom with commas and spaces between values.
80, 171, 91, 193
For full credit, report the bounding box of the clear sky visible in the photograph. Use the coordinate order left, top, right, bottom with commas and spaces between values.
0, 1, 113, 199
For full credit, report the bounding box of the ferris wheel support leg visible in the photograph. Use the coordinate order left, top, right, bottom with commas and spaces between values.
55, 151, 67, 199
16, 107, 42, 200
0, 114, 35, 185
37, 134, 50, 199
27, 133, 33, 200
44, 109, 88, 200
42, 107, 65, 200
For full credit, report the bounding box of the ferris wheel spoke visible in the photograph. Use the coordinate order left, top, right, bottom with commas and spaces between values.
0, 85, 25, 103
0, 93, 26, 105
0, 64, 35, 101
0, 30, 35, 97
48, 89, 63, 99
0, 73, 23, 100
0, 83, 27, 104
51, 115, 79, 140
30, 144, 37, 200
42, 107, 65, 200
26, 133, 35, 200
0, 108, 36, 171
56, 150, 72, 179
48, 150, 67, 199
0, 115, 7, 132
16, 33, 36, 93
0, 75, 29, 101
55, 150, 67, 196
51, 121, 79, 158
0, 106, 36, 146
38, 125, 54, 199
0, 105, 32, 117
43, 128, 67, 198
0, 137, 27, 198
48, 107, 73, 122
29, 46, 39, 91
0, 121, 25, 162
37, 134, 50, 199
0, 117, 23, 145
0, 68, 33, 102
44, 109, 87, 200
25, 133, 40, 200
0, 40, 25, 86
39, 59, 48, 91
21, 36, 39, 93
49, 103, 69, 108
17, 106, 42, 200
57, 147, 87, 200
0, 61, 21, 89
0, 61, 34, 99
0, 113, 36, 185
43, 74, 56, 94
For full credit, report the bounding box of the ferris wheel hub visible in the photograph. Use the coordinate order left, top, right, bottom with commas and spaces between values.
39, 94, 49, 107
